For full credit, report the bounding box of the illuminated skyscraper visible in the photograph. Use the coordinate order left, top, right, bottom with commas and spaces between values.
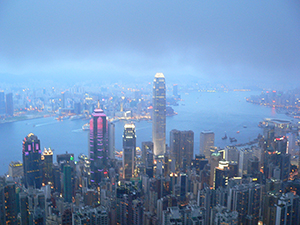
170, 129, 194, 171
213, 161, 230, 190
0, 177, 17, 225
228, 183, 261, 224
152, 73, 166, 156
123, 124, 136, 179
199, 131, 215, 160
22, 133, 42, 189
61, 91, 66, 108
275, 193, 300, 225
89, 105, 108, 185
42, 147, 53, 185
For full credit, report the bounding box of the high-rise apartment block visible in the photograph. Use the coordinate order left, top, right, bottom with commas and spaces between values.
170, 129, 194, 171
108, 122, 115, 159
200, 131, 214, 160
0, 91, 5, 115
63, 165, 72, 203
211, 205, 238, 225
152, 73, 166, 156
8, 161, 23, 178
238, 148, 253, 176
275, 192, 300, 225
173, 84, 178, 97
0, 177, 17, 224
42, 148, 53, 185
228, 183, 261, 224
5, 93, 13, 116
142, 141, 154, 167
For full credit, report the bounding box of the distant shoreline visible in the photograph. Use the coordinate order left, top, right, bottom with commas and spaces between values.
0, 113, 56, 124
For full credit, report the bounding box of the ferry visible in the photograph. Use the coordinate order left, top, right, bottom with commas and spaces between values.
82, 123, 90, 131
222, 133, 227, 140
230, 137, 237, 142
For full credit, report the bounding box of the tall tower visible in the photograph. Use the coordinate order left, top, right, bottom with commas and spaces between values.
0, 91, 5, 115
22, 133, 42, 189
61, 91, 66, 109
108, 122, 115, 160
170, 129, 194, 171
199, 131, 215, 160
123, 124, 136, 179
0, 178, 17, 225
42, 147, 53, 185
63, 165, 72, 203
228, 183, 261, 224
89, 105, 108, 185
5, 93, 13, 116
152, 73, 166, 156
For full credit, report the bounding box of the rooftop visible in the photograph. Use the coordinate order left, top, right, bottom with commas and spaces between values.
155, 73, 164, 78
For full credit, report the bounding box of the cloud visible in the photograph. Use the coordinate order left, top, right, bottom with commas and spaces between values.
0, 0, 299, 86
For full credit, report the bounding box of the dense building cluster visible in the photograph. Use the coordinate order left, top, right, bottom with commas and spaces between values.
1, 74, 300, 225
247, 89, 300, 118
0, 91, 14, 117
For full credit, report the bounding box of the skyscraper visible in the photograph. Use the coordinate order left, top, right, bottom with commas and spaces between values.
173, 84, 178, 97
63, 165, 72, 203
89, 105, 108, 185
275, 193, 300, 225
19, 192, 30, 225
152, 73, 166, 156
170, 129, 194, 171
0, 177, 17, 225
228, 183, 261, 224
61, 91, 66, 108
108, 122, 115, 159
142, 142, 154, 178
42, 147, 53, 185
142, 141, 153, 166
238, 148, 253, 176
0, 91, 5, 115
199, 131, 215, 160
22, 133, 42, 189
5, 93, 13, 116
123, 123, 136, 179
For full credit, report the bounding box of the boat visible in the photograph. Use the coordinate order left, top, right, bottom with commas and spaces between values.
230, 137, 237, 142
236, 131, 240, 134
222, 133, 227, 140
82, 123, 90, 131
243, 125, 247, 128
70, 115, 84, 120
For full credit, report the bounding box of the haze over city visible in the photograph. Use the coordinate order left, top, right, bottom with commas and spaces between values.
1, 1, 300, 225
0, 1, 300, 87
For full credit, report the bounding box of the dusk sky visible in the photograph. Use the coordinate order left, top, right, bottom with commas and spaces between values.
0, 1, 299, 87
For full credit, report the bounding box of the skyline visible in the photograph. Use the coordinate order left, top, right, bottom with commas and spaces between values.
0, 1, 299, 88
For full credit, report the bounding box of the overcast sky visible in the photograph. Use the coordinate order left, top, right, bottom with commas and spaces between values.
0, 1, 299, 87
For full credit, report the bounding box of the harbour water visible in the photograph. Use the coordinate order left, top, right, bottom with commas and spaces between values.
0, 91, 292, 175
